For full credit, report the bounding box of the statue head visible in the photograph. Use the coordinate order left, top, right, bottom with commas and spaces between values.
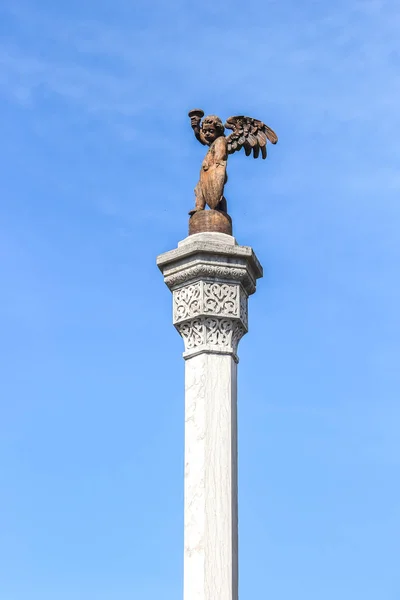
202, 115, 225, 145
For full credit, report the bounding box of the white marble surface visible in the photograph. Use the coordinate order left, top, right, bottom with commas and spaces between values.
178, 231, 237, 247
157, 232, 263, 600
184, 352, 238, 600
157, 232, 263, 297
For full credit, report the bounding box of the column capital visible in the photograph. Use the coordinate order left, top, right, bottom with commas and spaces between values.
157, 232, 263, 360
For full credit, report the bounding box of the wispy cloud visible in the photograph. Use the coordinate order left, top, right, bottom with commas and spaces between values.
1, 0, 400, 206
2, 0, 400, 124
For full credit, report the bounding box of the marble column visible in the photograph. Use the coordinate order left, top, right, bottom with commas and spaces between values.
157, 231, 263, 600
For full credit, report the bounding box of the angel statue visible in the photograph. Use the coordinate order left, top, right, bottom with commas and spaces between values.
188, 109, 278, 217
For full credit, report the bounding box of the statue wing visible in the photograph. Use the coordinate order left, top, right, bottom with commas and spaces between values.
224, 115, 278, 159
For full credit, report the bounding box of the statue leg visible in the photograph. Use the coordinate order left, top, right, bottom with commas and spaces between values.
217, 196, 227, 213
189, 182, 206, 216
216, 171, 228, 212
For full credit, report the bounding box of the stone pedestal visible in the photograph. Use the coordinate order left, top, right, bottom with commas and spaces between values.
157, 232, 263, 600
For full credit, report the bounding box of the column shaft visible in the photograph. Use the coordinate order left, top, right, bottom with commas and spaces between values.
184, 353, 238, 600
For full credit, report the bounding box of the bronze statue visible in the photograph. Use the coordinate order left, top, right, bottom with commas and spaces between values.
188, 109, 278, 218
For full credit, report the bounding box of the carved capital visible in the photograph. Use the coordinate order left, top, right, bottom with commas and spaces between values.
157, 232, 263, 360
173, 281, 248, 359
177, 316, 246, 361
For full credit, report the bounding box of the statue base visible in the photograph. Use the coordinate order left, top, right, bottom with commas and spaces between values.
189, 210, 232, 236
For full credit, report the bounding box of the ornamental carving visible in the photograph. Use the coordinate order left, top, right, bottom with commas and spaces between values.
173, 281, 248, 356
203, 283, 237, 315
240, 287, 248, 328
173, 281, 247, 326
205, 317, 233, 346
174, 283, 201, 321
177, 318, 203, 349
164, 264, 256, 295
176, 316, 246, 356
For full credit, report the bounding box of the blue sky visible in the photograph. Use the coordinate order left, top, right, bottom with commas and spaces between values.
0, 0, 399, 598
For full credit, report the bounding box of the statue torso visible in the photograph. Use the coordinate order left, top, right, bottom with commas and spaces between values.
202, 136, 227, 172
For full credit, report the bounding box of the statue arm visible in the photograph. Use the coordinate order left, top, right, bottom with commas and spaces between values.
188, 109, 207, 145
191, 118, 207, 145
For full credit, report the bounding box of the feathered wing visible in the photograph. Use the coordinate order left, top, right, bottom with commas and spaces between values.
224, 115, 278, 159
